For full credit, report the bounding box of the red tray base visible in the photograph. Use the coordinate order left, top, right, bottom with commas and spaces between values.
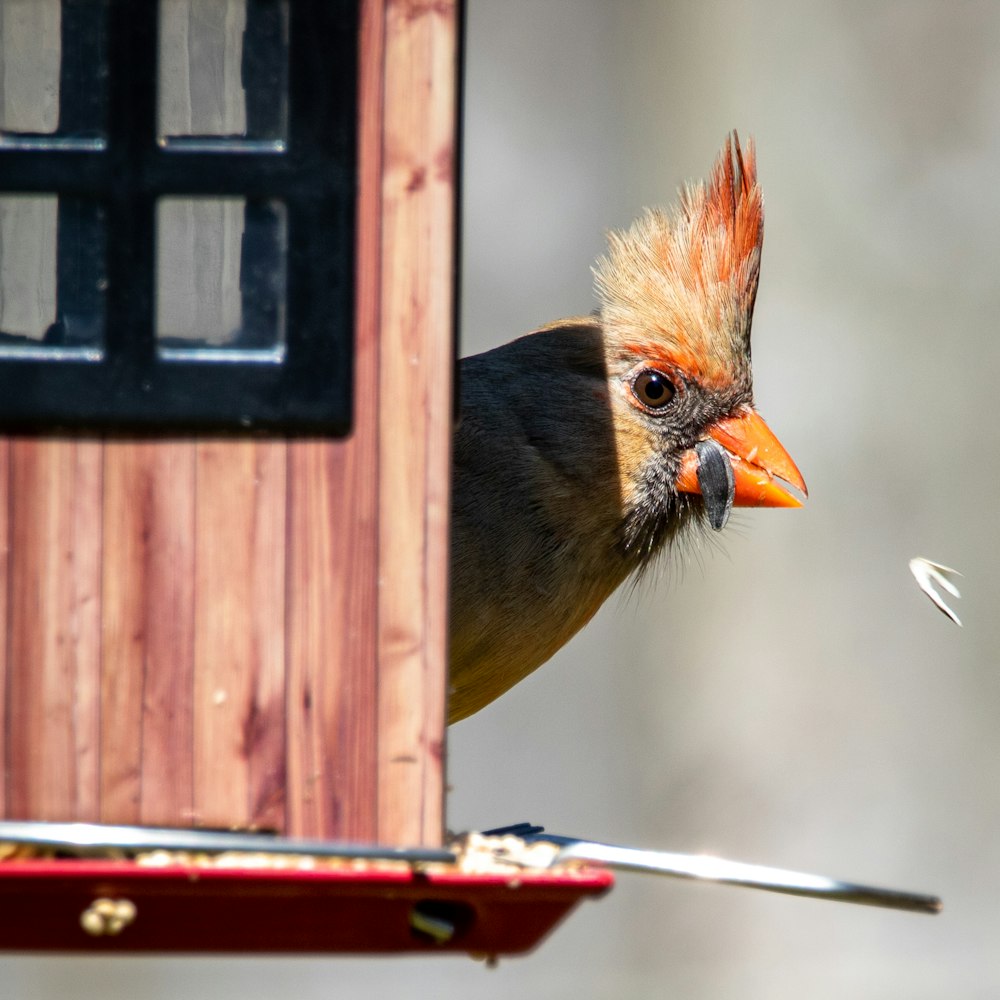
0, 860, 614, 955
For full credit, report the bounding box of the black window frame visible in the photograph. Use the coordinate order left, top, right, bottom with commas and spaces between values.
0, 0, 358, 435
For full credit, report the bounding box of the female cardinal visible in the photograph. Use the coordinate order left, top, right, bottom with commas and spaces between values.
449, 133, 806, 723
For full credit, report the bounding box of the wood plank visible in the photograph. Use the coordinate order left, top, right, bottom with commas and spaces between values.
7, 439, 102, 821
285, 437, 379, 840
193, 440, 287, 831
101, 440, 197, 826
134, 441, 197, 827
284, 0, 384, 842
285, 443, 336, 839
243, 442, 289, 832
376, 0, 457, 846
69, 439, 103, 820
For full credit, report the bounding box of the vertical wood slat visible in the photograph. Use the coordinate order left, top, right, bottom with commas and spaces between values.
193, 440, 287, 832
101, 441, 196, 826
285, 0, 385, 842
135, 444, 197, 827
376, 0, 457, 846
286, 441, 378, 840
6, 440, 102, 821
286, 444, 340, 838
68, 440, 103, 820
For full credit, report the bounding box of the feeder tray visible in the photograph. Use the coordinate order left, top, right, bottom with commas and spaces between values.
0, 826, 613, 955
0, 860, 612, 955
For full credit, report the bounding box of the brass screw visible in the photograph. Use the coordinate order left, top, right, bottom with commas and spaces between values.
79, 897, 138, 937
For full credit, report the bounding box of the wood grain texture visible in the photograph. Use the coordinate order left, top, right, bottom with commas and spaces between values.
284, 0, 384, 842
376, 0, 457, 846
0, 0, 459, 845
193, 440, 287, 831
286, 439, 378, 840
101, 441, 196, 825
7, 439, 102, 821
68, 440, 103, 820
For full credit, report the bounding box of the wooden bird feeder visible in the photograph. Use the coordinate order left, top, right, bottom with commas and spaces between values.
0, 0, 610, 955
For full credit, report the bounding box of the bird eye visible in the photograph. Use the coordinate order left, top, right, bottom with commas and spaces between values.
629, 368, 676, 411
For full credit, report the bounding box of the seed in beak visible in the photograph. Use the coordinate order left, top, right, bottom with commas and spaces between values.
694, 439, 736, 531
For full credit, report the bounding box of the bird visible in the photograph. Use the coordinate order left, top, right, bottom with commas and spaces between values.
448, 133, 806, 724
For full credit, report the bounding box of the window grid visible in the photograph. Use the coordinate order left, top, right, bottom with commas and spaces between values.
0, 0, 357, 433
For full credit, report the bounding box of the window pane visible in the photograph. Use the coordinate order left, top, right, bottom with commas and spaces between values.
0, 195, 56, 339
0, 194, 105, 357
158, 0, 288, 142
156, 196, 286, 358
0, 0, 60, 135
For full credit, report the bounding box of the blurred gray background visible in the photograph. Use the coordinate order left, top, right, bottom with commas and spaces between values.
7, 0, 1000, 996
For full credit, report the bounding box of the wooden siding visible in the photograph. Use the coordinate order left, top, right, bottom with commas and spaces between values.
0, 0, 458, 846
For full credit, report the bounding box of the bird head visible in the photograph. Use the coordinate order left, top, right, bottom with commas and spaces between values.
594, 133, 806, 556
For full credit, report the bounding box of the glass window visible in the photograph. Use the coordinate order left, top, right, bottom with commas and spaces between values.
156, 196, 286, 359
0, 0, 356, 432
0, 195, 57, 339
0, 0, 107, 146
0, 194, 104, 358
159, 0, 288, 145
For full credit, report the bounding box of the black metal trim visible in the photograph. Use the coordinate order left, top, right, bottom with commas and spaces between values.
0, 0, 358, 435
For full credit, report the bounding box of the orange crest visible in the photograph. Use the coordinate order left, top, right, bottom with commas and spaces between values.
595, 132, 763, 389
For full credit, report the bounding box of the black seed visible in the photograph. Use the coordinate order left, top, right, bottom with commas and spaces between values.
695, 439, 735, 531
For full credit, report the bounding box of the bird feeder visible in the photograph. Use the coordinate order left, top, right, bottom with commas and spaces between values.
0, 0, 609, 954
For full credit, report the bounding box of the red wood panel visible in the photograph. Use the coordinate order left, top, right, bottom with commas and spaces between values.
134, 444, 197, 827
281, 0, 384, 843
193, 441, 287, 831
286, 439, 378, 840
101, 442, 196, 826
7, 439, 102, 821
0, 0, 459, 846
68, 440, 103, 820
376, 0, 456, 846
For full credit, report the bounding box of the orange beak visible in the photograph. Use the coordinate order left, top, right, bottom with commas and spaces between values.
676, 407, 807, 508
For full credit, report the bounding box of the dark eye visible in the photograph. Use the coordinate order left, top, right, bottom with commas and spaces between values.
630, 368, 676, 411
